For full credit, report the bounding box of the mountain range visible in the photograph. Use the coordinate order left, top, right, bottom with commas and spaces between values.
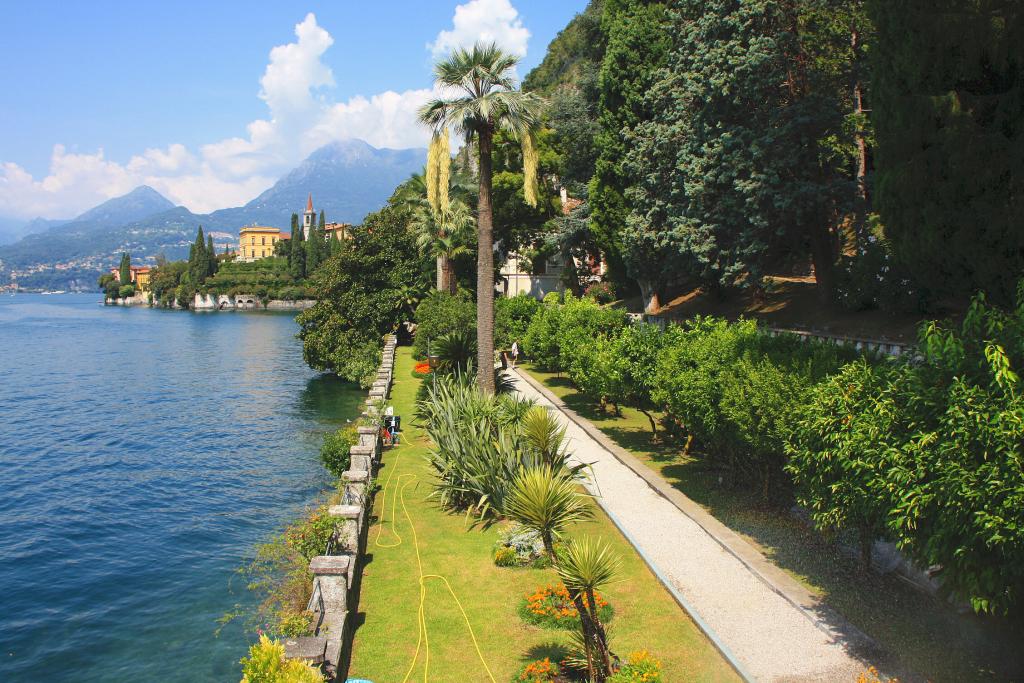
0, 139, 425, 290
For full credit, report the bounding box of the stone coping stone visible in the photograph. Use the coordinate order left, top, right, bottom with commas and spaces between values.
350, 444, 374, 455
283, 636, 327, 664
356, 425, 378, 436
328, 504, 361, 519
309, 555, 351, 575
342, 470, 368, 483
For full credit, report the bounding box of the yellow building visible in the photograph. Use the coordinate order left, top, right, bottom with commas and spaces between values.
324, 222, 352, 241
238, 225, 284, 262
134, 267, 152, 293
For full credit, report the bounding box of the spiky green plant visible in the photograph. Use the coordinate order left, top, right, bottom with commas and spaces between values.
504, 464, 593, 559
556, 537, 622, 682
521, 406, 569, 467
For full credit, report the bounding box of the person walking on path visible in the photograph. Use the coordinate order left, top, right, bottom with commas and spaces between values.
510, 340, 520, 368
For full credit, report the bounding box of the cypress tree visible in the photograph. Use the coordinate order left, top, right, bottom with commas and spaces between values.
318, 209, 330, 262
306, 212, 322, 274
207, 235, 217, 277
190, 226, 208, 285
290, 213, 306, 280
119, 252, 131, 285
870, 0, 1024, 304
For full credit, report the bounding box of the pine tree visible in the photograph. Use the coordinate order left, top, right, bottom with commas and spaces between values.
119, 252, 131, 285
870, 0, 1024, 304
290, 213, 306, 280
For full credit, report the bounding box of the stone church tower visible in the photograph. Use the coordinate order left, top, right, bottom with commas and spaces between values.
302, 193, 315, 239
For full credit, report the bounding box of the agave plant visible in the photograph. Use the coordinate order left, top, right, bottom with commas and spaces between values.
503, 465, 593, 560
556, 537, 622, 682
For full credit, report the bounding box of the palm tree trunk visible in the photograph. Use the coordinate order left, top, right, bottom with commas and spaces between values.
436, 254, 445, 291
476, 126, 496, 395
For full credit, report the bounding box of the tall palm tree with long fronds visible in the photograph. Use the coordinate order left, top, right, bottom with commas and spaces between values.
419, 42, 544, 394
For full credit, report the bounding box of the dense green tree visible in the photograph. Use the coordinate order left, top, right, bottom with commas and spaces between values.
289, 213, 306, 280
187, 226, 210, 285
522, 0, 606, 99
206, 235, 217, 278
296, 206, 420, 386
622, 0, 864, 309
306, 210, 322, 274
318, 210, 330, 263
118, 252, 131, 286
589, 0, 669, 293
419, 42, 544, 394
869, 0, 1024, 305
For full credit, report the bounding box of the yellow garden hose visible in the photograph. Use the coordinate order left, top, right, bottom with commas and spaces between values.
372, 445, 496, 683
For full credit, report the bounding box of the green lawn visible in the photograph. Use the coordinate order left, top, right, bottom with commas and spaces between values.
346, 349, 740, 683
521, 364, 1024, 683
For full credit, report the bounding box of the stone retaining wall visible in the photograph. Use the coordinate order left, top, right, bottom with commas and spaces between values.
282, 335, 396, 681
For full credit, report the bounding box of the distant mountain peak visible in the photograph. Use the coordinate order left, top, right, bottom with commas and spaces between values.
75, 186, 175, 224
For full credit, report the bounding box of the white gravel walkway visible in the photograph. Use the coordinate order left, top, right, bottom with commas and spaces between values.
510, 368, 877, 683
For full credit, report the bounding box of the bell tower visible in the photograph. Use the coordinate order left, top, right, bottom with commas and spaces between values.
303, 193, 315, 239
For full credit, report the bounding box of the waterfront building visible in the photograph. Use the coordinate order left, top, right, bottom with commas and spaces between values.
238, 225, 284, 262
324, 222, 352, 241
108, 265, 152, 292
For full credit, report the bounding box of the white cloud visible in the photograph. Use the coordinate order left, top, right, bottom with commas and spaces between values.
0, 3, 533, 221
430, 0, 530, 58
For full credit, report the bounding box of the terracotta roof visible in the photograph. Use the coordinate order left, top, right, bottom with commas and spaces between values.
239, 225, 281, 233
561, 197, 583, 216
279, 232, 291, 240
306, 193, 313, 212
324, 222, 351, 231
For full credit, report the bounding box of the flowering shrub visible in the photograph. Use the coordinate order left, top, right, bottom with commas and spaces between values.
856, 667, 897, 683
519, 583, 613, 630
609, 650, 662, 682
584, 281, 616, 304
514, 657, 562, 682
493, 522, 549, 568
413, 361, 432, 377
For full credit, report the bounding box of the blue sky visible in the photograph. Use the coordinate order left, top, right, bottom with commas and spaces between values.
0, 0, 587, 219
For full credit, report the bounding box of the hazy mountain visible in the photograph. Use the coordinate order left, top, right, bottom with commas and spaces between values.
73, 185, 175, 228
207, 139, 424, 229
0, 140, 425, 290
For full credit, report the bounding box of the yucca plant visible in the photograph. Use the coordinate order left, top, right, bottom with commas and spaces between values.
556, 537, 622, 682
503, 464, 593, 559
521, 406, 570, 468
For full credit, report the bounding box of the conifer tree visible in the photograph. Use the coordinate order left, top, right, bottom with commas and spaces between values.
590, 0, 670, 297
305, 213, 321, 274
289, 213, 306, 280
870, 0, 1024, 304
318, 210, 330, 262
188, 226, 210, 285
206, 235, 217, 277
119, 252, 131, 285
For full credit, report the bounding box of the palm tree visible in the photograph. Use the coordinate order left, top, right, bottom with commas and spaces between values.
411, 201, 474, 293
556, 537, 622, 682
419, 42, 544, 394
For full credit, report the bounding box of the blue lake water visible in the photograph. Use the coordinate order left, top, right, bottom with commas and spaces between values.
0, 293, 363, 681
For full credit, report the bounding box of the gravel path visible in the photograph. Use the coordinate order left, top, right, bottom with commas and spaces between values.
510, 369, 875, 683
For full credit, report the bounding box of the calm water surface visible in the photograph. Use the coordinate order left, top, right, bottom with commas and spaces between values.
0, 294, 363, 681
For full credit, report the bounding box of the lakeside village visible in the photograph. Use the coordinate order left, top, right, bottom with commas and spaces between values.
100, 187, 595, 311
99, 194, 351, 310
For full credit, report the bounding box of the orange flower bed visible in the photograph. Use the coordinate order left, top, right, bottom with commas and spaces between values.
516, 657, 561, 682
413, 362, 431, 375
518, 583, 613, 630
